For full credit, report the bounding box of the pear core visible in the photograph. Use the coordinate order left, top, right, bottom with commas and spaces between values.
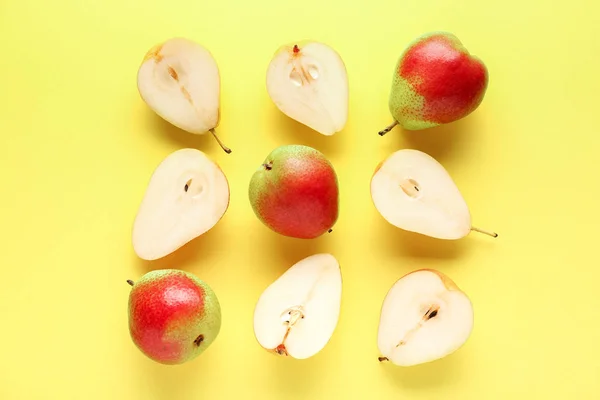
377, 269, 474, 367
253, 253, 342, 359
265, 41, 349, 135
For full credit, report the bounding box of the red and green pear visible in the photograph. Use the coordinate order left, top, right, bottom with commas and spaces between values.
379, 31, 489, 135
248, 144, 339, 239
127, 269, 221, 365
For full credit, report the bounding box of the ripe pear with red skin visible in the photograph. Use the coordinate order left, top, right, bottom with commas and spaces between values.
379, 31, 489, 135
127, 269, 221, 365
248, 145, 339, 239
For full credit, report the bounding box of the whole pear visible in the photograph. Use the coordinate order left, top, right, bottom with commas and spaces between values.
379, 32, 488, 135
248, 145, 339, 239
127, 269, 221, 365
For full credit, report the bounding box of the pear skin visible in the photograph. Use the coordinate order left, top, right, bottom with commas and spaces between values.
379, 32, 488, 134
127, 270, 221, 365
248, 145, 339, 239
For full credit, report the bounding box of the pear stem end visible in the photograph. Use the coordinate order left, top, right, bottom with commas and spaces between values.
378, 121, 399, 136
126, 280, 135, 286
471, 226, 498, 238
378, 356, 389, 362
209, 128, 232, 154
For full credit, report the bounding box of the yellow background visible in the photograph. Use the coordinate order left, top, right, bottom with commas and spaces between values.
1, 0, 599, 398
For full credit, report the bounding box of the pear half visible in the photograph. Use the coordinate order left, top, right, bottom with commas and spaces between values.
266, 41, 349, 136
132, 148, 230, 260
253, 253, 342, 359
370, 149, 497, 240
377, 269, 474, 367
137, 37, 231, 153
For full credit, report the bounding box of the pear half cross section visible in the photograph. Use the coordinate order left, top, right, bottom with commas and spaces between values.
137, 37, 231, 153
266, 41, 349, 136
377, 269, 474, 367
253, 253, 342, 359
370, 149, 497, 240
132, 148, 230, 260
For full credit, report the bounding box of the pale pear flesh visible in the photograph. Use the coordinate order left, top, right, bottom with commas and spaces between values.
137, 38, 231, 153
371, 149, 474, 240
253, 253, 342, 359
377, 269, 474, 367
132, 148, 229, 260
266, 41, 349, 136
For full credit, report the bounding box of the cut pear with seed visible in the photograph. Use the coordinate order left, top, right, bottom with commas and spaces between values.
137, 37, 231, 153
132, 148, 230, 260
266, 41, 349, 136
253, 253, 342, 359
377, 269, 474, 367
370, 149, 497, 240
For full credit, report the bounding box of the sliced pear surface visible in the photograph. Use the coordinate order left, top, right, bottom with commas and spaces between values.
266, 41, 349, 136
370, 149, 497, 240
377, 269, 474, 367
132, 148, 230, 260
253, 253, 342, 359
137, 37, 231, 153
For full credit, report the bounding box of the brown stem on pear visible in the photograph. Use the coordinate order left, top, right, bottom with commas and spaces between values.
328, 229, 333, 233
471, 226, 498, 238
126, 280, 135, 286
263, 161, 273, 171
209, 128, 232, 154
378, 356, 389, 362
396, 304, 440, 347
378, 121, 399, 136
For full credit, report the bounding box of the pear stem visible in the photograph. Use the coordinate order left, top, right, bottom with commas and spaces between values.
471, 226, 498, 238
378, 121, 398, 136
126, 280, 134, 286
378, 356, 389, 362
209, 128, 232, 154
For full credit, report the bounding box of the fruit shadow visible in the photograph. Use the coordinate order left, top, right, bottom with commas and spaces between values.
145, 109, 232, 154
380, 350, 466, 390
376, 218, 468, 259
270, 107, 343, 157
134, 353, 219, 399
257, 229, 332, 274
265, 354, 331, 398
391, 114, 477, 162
134, 220, 228, 275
